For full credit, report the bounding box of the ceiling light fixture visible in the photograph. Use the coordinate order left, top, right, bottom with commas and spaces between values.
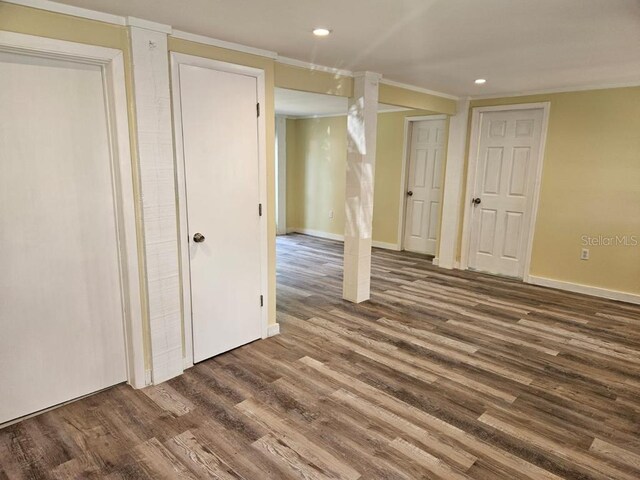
475, 78, 487, 85
313, 28, 331, 37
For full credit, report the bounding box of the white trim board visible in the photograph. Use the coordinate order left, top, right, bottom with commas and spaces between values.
470, 81, 640, 100
281, 106, 412, 120
0, 31, 147, 388
437, 98, 470, 269
129, 25, 183, 385
170, 52, 271, 365
275, 116, 287, 235
3, 0, 126, 25
126, 17, 172, 34
290, 228, 344, 242
267, 324, 281, 337
396, 115, 448, 253
172, 30, 278, 59
276, 56, 353, 77
528, 276, 640, 306
459, 102, 550, 281
380, 78, 459, 101
287, 228, 400, 251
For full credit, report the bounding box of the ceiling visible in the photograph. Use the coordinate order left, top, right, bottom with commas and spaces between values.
275, 88, 408, 117
51, 0, 640, 96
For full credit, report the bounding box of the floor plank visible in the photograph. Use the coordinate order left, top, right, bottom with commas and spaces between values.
1, 233, 639, 479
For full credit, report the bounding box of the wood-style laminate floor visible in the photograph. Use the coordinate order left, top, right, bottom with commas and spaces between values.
2, 233, 640, 479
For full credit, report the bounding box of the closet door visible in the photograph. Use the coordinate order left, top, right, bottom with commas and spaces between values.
0, 52, 127, 424
177, 62, 263, 363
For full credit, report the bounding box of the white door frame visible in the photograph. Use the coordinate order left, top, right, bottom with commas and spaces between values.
0, 31, 146, 388
170, 52, 269, 368
460, 102, 550, 281
397, 114, 448, 252
275, 115, 287, 235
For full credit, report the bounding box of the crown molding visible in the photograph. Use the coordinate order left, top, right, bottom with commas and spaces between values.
380, 78, 459, 101
126, 16, 171, 34
171, 30, 278, 59
276, 56, 353, 77
353, 71, 383, 80
276, 106, 411, 120
3, 0, 126, 25
470, 81, 640, 100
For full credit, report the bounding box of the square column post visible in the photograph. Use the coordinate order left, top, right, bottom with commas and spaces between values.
127, 18, 183, 384
438, 98, 470, 269
343, 72, 380, 303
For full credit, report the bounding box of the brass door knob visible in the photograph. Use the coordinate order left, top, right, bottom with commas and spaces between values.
193, 233, 205, 243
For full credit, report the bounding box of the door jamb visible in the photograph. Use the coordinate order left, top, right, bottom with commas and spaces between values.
459, 102, 551, 280
0, 31, 147, 388
397, 114, 448, 253
275, 115, 287, 235
170, 52, 269, 369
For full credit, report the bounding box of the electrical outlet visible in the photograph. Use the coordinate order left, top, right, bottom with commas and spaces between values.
581, 248, 589, 260
329, 209, 334, 219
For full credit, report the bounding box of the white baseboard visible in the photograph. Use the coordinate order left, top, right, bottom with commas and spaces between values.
287, 228, 400, 251
183, 357, 194, 370
527, 275, 640, 305
267, 323, 280, 337
372, 240, 401, 251
290, 228, 344, 242
432, 257, 439, 266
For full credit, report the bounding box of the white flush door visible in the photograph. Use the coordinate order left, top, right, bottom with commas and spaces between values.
403, 118, 446, 255
0, 52, 127, 423
468, 108, 544, 278
177, 63, 263, 363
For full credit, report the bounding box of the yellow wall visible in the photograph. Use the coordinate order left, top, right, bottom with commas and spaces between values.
465, 87, 640, 295
287, 110, 443, 245
275, 63, 353, 97
288, 116, 348, 237
379, 83, 457, 115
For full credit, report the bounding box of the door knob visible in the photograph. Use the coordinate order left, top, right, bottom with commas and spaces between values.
472, 197, 481, 205
407, 191, 414, 197
193, 232, 205, 243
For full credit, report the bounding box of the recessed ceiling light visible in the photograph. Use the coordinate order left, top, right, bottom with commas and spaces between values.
475, 78, 487, 85
313, 28, 331, 37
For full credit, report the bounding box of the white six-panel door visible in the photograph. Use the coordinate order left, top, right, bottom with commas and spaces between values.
0, 52, 128, 424
176, 62, 263, 363
403, 118, 447, 255
467, 108, 545, 278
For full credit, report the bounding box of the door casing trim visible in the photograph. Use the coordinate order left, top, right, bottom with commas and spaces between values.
170, 52, 269, 368
0, 30, 147, 389
460, 102, 551, 281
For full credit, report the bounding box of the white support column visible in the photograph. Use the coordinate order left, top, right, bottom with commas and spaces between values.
127, 19, 183, 384
275, 115, 287, 235
438, 98, 471, 269
343, 72, 380, 303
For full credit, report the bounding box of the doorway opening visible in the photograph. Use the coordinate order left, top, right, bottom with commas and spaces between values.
460, 103, 550, 279
399, 115, 448, 257
170, 53, 269, 367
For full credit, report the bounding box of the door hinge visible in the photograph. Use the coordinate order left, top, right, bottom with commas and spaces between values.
257, 103, 260, 117
258, 203, 263, 216
260, 295, 264, 307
